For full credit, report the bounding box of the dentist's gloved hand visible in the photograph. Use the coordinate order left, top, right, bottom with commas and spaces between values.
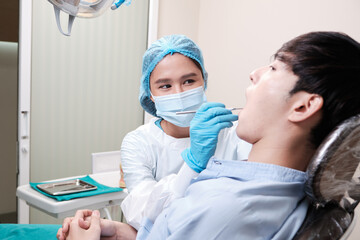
181, 102, 238, 173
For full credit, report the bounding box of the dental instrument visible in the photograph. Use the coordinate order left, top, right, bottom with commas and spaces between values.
176, 107, 243, 115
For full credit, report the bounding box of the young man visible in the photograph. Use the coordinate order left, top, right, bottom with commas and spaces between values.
60, 31, 360, 240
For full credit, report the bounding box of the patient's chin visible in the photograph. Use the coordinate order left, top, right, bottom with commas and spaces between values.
236, 131, 254, 144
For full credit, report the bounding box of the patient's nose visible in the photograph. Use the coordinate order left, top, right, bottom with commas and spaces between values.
249, 68, 260, 84
250, 66, 267, 84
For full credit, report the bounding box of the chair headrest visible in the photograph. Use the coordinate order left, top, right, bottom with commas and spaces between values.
305, 114, 360, 206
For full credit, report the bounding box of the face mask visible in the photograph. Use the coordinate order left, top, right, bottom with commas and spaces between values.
152, 86, 206, 127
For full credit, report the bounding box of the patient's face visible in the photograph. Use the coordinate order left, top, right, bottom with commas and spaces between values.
237, 59, 299, 144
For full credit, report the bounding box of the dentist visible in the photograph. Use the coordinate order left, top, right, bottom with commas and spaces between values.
119, 34, 252, 229
57, 35, 252, 239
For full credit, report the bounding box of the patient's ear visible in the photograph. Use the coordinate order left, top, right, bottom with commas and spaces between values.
288, 93, 323, 123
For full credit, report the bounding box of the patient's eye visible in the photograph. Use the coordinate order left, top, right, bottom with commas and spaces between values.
269, 65, 276, 71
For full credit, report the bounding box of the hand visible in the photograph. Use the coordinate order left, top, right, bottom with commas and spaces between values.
182, 102, 238, 172
57, 209, 93, 240
57, 209, 137, 240
67, 210, 101, 240
100, 219, 137, 240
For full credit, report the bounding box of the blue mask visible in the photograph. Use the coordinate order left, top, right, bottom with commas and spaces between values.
152, 86, 206, 127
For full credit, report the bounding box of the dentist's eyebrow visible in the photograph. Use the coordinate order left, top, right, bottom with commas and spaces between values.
154, 72, 199, 84
180, 72, 198, 79
154, 78, 171, 84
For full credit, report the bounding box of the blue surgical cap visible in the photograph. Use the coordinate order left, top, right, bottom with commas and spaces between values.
139, 34, 208, 116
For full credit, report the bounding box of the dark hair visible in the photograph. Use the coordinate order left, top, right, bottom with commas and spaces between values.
275, 32, 360, 147
190, 57, 205, 79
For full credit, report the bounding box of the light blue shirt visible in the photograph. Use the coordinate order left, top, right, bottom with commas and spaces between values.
137, 159, 309, 240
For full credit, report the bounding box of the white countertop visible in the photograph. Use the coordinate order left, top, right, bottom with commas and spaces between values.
16, 171, 128, 219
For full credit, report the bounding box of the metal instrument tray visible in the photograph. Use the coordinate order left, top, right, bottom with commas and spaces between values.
37, 179, 97, 196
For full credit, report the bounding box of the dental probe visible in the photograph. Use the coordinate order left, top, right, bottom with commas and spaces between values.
176, 107, 243, 115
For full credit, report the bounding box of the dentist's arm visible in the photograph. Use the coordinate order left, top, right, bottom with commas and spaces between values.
121, 103, 238, 228
182, 102, 238, 173
143, 103, 238, 222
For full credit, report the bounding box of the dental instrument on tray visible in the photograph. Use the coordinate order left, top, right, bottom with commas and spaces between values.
176, 107, 243, 115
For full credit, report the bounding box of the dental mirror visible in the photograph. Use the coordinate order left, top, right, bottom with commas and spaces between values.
305, 114, 360, 205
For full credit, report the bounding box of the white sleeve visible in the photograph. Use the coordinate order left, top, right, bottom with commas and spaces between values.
120, 131, 155, 192
144, 163, 197, 222
121, 163, 197, 230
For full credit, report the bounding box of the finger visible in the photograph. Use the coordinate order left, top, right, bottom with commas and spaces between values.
191, 120, 234, 139
89, 210, 101, 231
62, 217, 73, 232
197, 102, 225, 112
78, 218, 91, 229
209, 114, 238, 125
198, 113, 237, 130
84, 215, 92, 223
211, 114, 236, 127
215, 121, 234, 131
56, 228, 64, 240
90, 210, 100, 224
74, 209, 93, 220
199, 107, 233, 120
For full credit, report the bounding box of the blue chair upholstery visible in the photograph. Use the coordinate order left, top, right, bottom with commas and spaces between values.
0, 224, 61, 240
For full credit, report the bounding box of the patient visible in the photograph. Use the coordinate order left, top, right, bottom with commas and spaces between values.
58, 31, 360, 239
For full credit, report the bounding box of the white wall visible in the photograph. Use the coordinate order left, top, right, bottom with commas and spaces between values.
157, 0, 200, 42
198, 0, 360, 108
157, 0, 360, 239
29, 1, 148, 224
0, 41, 17, 215
158, 0, 360, 107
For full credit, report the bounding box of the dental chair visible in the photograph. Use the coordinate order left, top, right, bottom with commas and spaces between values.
293, 114, 360, 240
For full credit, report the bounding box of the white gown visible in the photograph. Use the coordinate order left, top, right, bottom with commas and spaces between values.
120, 117, 252, 229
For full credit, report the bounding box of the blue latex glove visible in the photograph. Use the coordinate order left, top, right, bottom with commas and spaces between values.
181, 102, 238, 173
111, 0, 131, 10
